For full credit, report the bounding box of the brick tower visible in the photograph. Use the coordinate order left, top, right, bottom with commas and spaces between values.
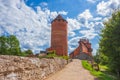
47, 15, 68, 56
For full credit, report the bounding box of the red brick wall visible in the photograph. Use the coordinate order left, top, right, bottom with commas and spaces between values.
69, 39, 92, 58
69, 46, 80, 58
48, 19, 68, 56
81, 42, 88, 54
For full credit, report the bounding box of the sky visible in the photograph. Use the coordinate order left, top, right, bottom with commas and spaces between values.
0, 0, 120, 55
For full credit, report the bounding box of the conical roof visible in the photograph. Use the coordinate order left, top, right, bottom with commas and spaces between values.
55, 14, 63, 19
51, 14, 67, 23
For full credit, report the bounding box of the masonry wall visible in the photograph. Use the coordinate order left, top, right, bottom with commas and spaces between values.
73, 53, 93, 61
81, 42, 89, 54
47, 15, 68, 56
50, 20, 68, 56
69, 39, 92, 59
0, 55, 67, 80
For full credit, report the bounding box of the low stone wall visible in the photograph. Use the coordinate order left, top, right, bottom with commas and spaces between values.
73, 53, 93, 61
0, 55, 67, 80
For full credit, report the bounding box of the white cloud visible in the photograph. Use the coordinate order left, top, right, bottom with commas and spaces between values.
94, 22, 104, 33
77, 9, 94, 28
92, 49, 97, 55
97, 1, 111, 16
80, 28, 98, 39
93, 17, 102, 21
68, 32, 76, 37
68, 37, 82, 52
97, 0, 120, 16
40, 2, 48, 6
49, 11, 67, 20
67, 18, 81, 31
87, 0, 96, 3
78, 9, 93, 20
110, 0, 120, 8
92, 43, 99, 55
58, 11, 68, 15
67, 18, 81, 37
103, 17, 109, 22
0, 0, 68, 53
68, 37, 81, 46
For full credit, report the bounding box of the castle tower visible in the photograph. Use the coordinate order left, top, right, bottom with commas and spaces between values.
47, 15, 68, 56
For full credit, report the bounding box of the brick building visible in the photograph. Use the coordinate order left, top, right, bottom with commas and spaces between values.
69, 38, 93, 60
47, 15, 68, 56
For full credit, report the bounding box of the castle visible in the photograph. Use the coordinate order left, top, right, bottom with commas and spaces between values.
47, 15, 68, 56
69, 38, 93, 60
47, 15, 92, 59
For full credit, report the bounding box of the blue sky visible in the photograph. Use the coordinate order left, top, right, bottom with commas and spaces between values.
0, 0, 120, 55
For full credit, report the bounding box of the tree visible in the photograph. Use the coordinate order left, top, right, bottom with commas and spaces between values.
7, 35, 21, 55
0, 35, 21, 56
99, 10, 120, 76
24, 49, 33, 55
0, 36, 8, 54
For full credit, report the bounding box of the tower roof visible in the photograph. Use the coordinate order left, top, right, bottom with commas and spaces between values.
51, 14, 67, 23
56, 14, 64, 19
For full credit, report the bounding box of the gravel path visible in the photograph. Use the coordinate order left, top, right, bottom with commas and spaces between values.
44, 59, 97, 80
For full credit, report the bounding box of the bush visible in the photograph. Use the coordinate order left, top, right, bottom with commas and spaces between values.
59, 56, 69, 60
38, 50, 69, 60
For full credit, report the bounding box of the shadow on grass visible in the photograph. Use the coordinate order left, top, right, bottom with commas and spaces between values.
98, 72, 117, 80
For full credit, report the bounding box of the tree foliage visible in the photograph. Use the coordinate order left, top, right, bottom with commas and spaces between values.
0, 35, 21, 55
94, 50, 109, 65
24, 49, 33, 55
99, 10, 120, 75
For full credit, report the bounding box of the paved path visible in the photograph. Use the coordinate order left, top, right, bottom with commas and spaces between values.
45, 59, 97, 80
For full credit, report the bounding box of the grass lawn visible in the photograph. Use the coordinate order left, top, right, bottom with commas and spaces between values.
82, 60, 118, 80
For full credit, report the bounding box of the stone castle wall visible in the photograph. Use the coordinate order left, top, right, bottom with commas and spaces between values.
0, 55, 67, 80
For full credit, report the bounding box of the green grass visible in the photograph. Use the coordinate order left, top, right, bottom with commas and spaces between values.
99, 65, 109, 71
38, 52, 69, 60
82, 60, 117, 80
59, 56, 69, 60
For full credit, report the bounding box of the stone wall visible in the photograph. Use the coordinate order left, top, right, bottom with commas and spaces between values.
73, 53, 93, 61
0, 55, 67, 80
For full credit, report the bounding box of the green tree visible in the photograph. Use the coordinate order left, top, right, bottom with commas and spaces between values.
99, 10, 120, 76
0, 35, 21, 56
94, 52, 100, 64
0, 36, 8, 54
7, 35, 21, 55
24, 49, 33, 55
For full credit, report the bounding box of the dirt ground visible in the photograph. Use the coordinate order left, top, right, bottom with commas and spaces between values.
44, 59, 97, 80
